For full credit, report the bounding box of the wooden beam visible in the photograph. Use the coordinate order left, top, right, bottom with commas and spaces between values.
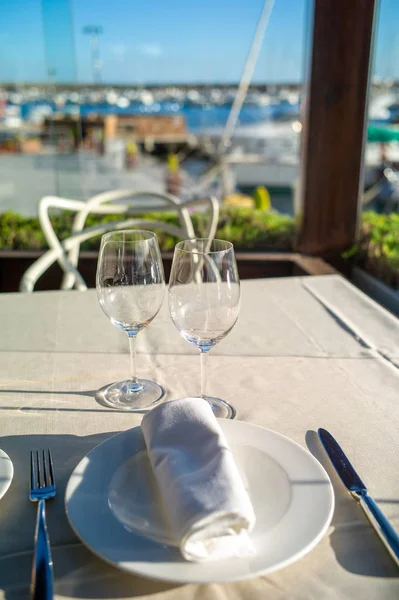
296, 0, 377, 256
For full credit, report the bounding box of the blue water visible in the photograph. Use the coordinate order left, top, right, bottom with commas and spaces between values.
17, 99, 300, 131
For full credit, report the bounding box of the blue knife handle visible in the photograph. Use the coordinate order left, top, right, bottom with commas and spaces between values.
359, 493, 399, 568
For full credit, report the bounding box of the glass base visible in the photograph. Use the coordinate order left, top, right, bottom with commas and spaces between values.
193, 396, 236, 419
97, 379, 165, 411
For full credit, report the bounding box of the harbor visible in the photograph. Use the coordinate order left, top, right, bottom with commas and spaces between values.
0, 81, 399, 216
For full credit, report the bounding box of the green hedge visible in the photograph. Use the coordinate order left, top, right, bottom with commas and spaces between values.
0, 207, 295, 252
351, 211, 399, 290
0, 208, 397, 288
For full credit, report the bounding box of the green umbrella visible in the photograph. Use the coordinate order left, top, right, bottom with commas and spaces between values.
367, 125, 399, 143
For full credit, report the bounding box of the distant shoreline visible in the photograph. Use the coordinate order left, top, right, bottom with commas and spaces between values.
0, 82, 303, 92
1, 79, 396, 93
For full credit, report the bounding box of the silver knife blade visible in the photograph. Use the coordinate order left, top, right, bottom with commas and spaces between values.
318, 428, 367, 495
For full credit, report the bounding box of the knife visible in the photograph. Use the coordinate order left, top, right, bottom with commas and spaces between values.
318, 428, 399, 567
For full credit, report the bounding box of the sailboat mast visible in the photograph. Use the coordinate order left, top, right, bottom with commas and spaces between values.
218, 0, 275, 154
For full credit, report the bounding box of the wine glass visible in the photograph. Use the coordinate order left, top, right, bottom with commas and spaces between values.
168, 238, 240, 419
96, 230, 165, 410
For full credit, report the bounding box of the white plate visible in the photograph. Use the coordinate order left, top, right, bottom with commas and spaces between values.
65, 421, 334, 584
0, 449, 13, 500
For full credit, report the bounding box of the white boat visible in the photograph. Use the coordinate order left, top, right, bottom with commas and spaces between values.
54, 93, 66, 108
185, 89, 208, 106
140, 91, 154, 106
68, 92, 81, 104
278, 89, 300, 105
9, 92, 23, 105
368, 92, 397, 121
1, 104, 23, 128
28, 105, 53, 124
106, 90, 119, 105
199, 114, 399, 192
116, 96, 130, 109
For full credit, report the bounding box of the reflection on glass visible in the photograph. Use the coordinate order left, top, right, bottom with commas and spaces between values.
96, 230, 165, 411
169, 238, 240, 419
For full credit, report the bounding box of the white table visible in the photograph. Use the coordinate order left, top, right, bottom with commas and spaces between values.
0, 275, 398, 599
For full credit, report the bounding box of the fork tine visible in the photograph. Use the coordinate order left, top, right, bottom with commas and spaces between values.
48, 449, 55, 487
30, 450, 55, 598
36, 450, 42, 488
42, 449, 48, 487
30, 451, 36, 489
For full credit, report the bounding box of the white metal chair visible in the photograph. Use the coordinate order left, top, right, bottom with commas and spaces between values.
20, 190, 219, 292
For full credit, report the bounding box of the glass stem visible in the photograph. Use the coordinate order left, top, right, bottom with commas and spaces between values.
128, 333, 142, 392
200, 350, 209, 399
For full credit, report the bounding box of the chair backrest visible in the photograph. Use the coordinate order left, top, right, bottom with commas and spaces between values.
20, 190, 219, 292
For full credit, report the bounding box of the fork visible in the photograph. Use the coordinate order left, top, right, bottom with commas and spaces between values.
30, 450, 56, 600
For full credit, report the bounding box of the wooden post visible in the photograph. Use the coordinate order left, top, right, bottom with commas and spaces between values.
296, 0, 377, 256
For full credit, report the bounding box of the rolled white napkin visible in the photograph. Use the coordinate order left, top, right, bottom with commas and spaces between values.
141, 397, 256, 562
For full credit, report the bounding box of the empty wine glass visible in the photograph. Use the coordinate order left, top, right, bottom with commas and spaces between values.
96, 230, 165, 410
168, 238, 240, 419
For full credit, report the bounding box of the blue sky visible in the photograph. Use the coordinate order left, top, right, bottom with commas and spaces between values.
0, 0, 397, 84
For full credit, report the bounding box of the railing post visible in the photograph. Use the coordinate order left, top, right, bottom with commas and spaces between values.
296, 0, 377, 256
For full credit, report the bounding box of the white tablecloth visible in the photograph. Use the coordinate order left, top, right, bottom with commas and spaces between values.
0, 275, 398, 599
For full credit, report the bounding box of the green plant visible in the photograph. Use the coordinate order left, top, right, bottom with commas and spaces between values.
0, 207, 296, 253
1, 208, 397, 289
350, 212, 399, 290
0, 212, 47, 249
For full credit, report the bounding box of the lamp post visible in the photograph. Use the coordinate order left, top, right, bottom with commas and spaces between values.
83, 26, 103, 84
